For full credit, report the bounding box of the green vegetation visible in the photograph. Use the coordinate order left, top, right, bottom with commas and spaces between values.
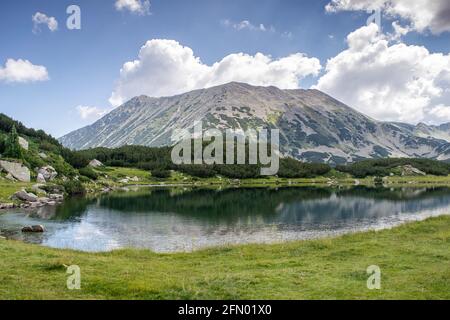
2, 125, 22, 159
337, 158, 450, 178
0, 182, 34, 203
0, 216, 448, 299
74, 145, 332, 179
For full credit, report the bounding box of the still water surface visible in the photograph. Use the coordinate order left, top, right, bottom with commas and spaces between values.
1, 186, 449, 252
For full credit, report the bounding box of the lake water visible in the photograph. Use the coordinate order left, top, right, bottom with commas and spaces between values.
1, 186, 450, 253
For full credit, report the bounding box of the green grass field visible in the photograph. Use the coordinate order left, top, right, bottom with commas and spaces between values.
0, 181, 34, 203
0, 216, 449, 300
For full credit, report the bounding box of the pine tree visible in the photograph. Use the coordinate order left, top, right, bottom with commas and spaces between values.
4, 125, 22, 159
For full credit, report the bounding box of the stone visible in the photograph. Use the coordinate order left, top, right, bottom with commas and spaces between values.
21, 225, 45, 233
38, 152, 48, 159
31, 225, 45, 232
21, 226, 33, 232
119, 178, 129, 184
0, 160, 31, 182
88, 159, 103, 168
38, 166, 58, 181
13, 190, 38, 202
398, 165, 426, 177
130, 176, 139, 182
18, 137, 29, 150
36, 173, 46, 183
0, 203, 15, 210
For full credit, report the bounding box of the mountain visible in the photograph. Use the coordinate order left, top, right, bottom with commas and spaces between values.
59, 82, 450, 164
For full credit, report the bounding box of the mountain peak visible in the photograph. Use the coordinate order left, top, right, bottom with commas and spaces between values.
59, 82, 450, 164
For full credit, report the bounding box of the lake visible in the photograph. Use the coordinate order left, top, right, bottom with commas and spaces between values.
1, 186, 450, 252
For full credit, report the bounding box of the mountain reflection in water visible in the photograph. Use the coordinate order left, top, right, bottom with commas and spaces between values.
1, 186, 449, 252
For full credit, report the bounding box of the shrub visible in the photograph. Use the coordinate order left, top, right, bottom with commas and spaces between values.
152, 168, 171, 179
62, 180, 86, 196
79, 167, 99, 180
3, 125, 22, 159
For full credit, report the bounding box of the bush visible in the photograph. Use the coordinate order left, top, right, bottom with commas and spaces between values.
3, 125, 22, 160
62, 180, 86, 196
79, 167, 99, 180
151, 168, 171, 179
337, 158, 450, 178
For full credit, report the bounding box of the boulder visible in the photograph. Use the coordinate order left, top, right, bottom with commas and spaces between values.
38, 152, 48, 159
399, 165, 426, 177
0, 160, 31, 182
130, 176, 139, 182
22, 225, 45, 233
88, 159, 103, 168
31, 225, 45, 232
18, 137, 29, 150
36, 173, 46, 183
38, 166, 58, 181
13, 190, 38, 202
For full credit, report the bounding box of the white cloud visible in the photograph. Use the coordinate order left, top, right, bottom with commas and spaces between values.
115, 0, 150, 15
76, 106, 110, 121
0, 59, 49, 83
32, 12, 58, 33
109, 39, 321, 106
427, 105, 450, 124
315, 24, 450, 124
325, 0, 450, 34
222, 19, 275, 32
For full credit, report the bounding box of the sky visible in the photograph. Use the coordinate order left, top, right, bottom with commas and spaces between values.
0, 0, 450, 137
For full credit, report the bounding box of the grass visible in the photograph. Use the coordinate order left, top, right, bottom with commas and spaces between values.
0, 216, 449, 300
0, 181, 33, 203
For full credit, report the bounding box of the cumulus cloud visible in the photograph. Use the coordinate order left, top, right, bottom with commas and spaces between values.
109, 39, 321, 106
115, 0, 150, 15
32, 12, 58, 33
76, 106, 110, 121
325, 0, 450, 34
0, 59, 49, 83
315, 24, 450, 124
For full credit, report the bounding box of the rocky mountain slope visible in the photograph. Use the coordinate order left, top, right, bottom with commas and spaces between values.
60, 82, 450, 164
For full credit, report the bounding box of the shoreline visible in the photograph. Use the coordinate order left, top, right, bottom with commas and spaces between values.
4, 173, 450, 209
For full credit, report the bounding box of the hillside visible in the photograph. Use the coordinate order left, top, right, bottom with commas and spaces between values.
60, 82, 450, 164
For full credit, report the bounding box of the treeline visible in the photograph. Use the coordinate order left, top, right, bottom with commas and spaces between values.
336, 158, 450, 178
0, 113, 61, 148
73, 145, 332, 179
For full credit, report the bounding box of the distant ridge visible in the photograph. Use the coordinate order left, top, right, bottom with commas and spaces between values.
59, 82, 450, 164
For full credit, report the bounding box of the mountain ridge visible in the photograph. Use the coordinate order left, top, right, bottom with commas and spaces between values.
59, 82, 450, 164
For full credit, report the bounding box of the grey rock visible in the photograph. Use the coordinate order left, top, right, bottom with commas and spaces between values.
13, 190, 38, 202
18, 137, 29, 150
36, 173, 46, 183
0, 160, 30, 182
22, 225, 45, 233
38, 166, 57, 181
21, 226, 33, 232
88, 159, 103, 168
31, 225, 45, 232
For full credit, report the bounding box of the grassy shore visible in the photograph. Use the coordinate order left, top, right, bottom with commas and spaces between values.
0, 216, 449, 300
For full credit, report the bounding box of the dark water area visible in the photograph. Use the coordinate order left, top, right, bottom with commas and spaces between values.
1, 186, 449, 252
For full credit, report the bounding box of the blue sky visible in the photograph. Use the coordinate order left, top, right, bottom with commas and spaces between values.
0, 0, 449, 137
